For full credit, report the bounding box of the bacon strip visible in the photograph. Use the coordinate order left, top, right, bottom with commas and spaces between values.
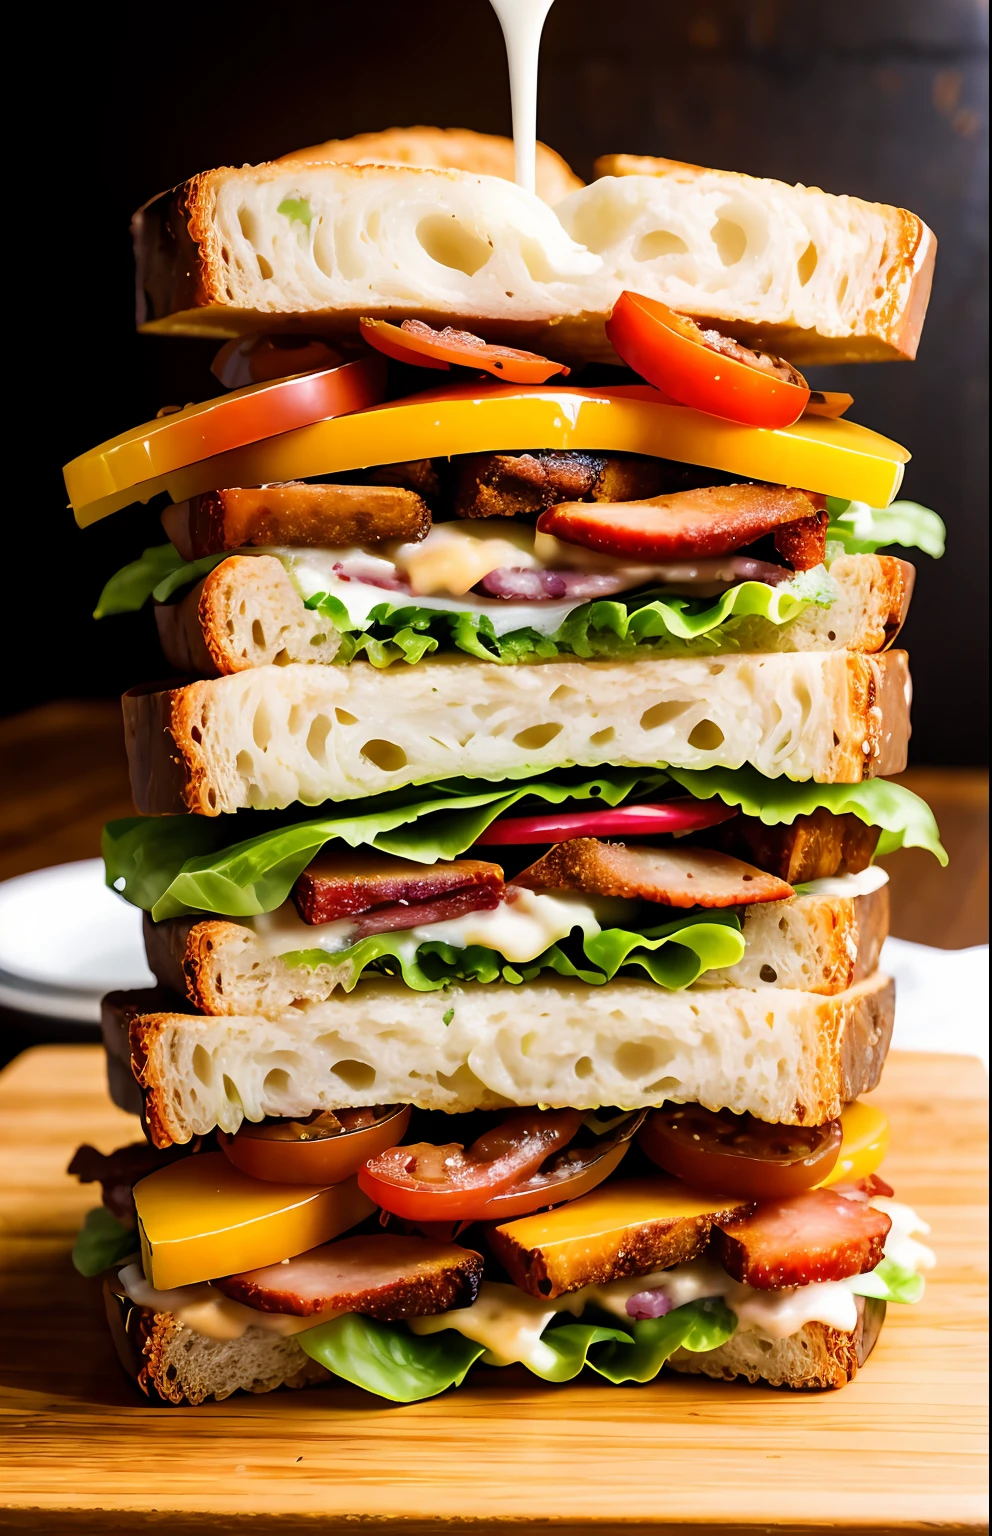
538, 484, 818, 562
712, 1188, 892, 1288
453, 450, 671, 519
215, 1234, 484, 1318
514, 838, 793, 908
701, 808, 881, 883
293, 852, 504, 925
773, 509, 829, 571
162, 482, 430, 560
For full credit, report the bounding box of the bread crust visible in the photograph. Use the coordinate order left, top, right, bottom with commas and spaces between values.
276, 127, 584, 206
155, 555, 342, 677
668, 1295, 886, 1389
121, 651, 912, 816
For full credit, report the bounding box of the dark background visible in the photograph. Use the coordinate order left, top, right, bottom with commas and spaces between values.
22, 0, 988, 761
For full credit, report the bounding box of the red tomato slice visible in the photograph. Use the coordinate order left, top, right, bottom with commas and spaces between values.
477, 1113, 644, 1220
472, 798, 737, 846
605, 292, 810, 428
218, 1104, 410, 1184
69, 356, 386, 497
360, 317, 570, 383
639, 1104, 842, 1199
358, 1108, 583, 1221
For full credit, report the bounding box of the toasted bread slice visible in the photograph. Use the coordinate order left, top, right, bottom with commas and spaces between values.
123, 650, 911, 815
162, 483, 431, 560
154, 555, 343, 676
132, 155, 934, 363
128, 972, 893, 1146
669, 1296, 886, 1390
154, 552, 916, 679
103, 1278, 884, 1403
277, 126, 584, 206
141, 883, 888, 1016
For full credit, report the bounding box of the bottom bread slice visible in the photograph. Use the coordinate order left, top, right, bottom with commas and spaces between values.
130, 972, 895, 1146
103, 1282, 885, 1404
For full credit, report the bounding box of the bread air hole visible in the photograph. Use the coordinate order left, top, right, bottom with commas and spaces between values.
513, 722, 563, 750
306, 714, 333, 766
798, 240, 818, 286
688, 719, 725, 750
613, 1040, 660, 1080
361, 739, 408, 772
590, 727, 615, 746
634, 229, 689, 261
335, 708, 358, 725
251, 619, 266, 648
712, 216, 748, 266
252, 701, 273, 751
330, 1059, 376, 1091
640, 700, 691, 732
263, 1068, 292, 1096
416, 215, 492, 276
760, 964, 778, 983
192, 1045, 213, 1086
574, 1055, 594, 1079
519, 235, 558, 283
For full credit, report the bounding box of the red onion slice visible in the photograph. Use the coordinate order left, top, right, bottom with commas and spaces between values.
625, 1289, 674, 1319
472, 798, 737, 846
478, 567, 635, 601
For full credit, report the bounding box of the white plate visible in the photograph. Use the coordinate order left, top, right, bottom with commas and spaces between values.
0, 859, 154, 1021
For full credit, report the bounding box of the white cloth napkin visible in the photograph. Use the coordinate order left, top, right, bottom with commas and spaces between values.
881, 938, 989, 1069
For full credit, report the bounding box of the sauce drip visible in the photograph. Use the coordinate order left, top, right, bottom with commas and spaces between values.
489, 0, 556, 194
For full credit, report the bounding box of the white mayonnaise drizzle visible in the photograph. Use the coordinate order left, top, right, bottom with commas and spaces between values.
794, 866, 890, 900
117, 1263, 343, 1341
489, 0, 557, 194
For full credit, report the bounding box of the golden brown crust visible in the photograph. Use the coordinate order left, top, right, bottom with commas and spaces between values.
515, 838, 794, 907
162, 484, 431, 560
668, 1296, 886, 1389
490, 1204, 750, 1300
276, 127, 584, 205
452, 451, 671, 519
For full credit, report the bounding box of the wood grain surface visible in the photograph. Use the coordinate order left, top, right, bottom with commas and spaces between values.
0, 1045, 986, 1533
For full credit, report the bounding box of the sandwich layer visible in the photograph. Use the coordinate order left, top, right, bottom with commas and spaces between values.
141, 883, 889, 1015
154, 552, 915, 678
123, 650, 911, 814
133, 159, 934, 364
102, 1278, 885, 1404
129, 972, 894, 1145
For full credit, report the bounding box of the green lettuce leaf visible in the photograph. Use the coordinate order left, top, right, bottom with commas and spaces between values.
277, 196, 313, 229
826, 498, 945, 559
298, 1313, 486, 1402
281, 909, 744, 993
304, 576, 827, 667
589, 1298, 737, 1385
666, 767, 947, 864
103, 766, 946, 920
94, 544, 228, 618
848, 1257, 926, 1305
71, 1208, 136, 1277
103, 770, 669, 919
298, 1300, 734, 1402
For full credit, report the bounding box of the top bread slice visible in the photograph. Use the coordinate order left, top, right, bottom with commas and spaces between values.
277, 126, 584, 206
123, 650, 911, 815
133, 149, 934, 364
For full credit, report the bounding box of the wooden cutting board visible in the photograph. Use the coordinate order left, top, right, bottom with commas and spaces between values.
0, 1045, 987, 1533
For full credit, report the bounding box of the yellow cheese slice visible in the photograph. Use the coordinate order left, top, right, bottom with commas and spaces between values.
818, 1101, 890, 1186
494, 1176, 744, 1250
133, 1152, 374, 1289
68, 384, 909, 526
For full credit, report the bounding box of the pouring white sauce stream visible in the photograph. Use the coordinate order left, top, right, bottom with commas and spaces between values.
490, 0, 557, 194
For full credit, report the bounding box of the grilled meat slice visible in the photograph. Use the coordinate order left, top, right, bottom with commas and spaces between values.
514, 838, 793, 908
162, 482, 430, 559
293, 852, 504, 924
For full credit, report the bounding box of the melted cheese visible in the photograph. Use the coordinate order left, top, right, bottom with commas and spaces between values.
794, 866, 889, 899
117, 1263, 343, 1341
248, 887, 624, 966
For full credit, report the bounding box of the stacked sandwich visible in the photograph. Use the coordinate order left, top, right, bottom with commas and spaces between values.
66, 130, 943, 1405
